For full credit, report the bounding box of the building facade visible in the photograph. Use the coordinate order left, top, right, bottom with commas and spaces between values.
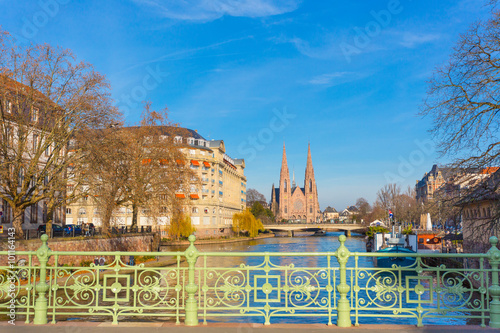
457, 169, 500, 253
323, 206, 339, 222
270, 143, 320, 223
415, 165, 449, 202
0, 77, 65, 233
66, 127, 246, 238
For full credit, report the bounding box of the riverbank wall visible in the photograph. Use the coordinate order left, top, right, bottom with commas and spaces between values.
0, 234, 159, 266
161, 233, 275, 247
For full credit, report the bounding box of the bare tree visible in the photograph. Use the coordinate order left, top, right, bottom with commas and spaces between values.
355, 197, 371, 222
246, 188, 266, 207
81, 103, 194, 232
421, 10, 500, 169
0, 30, 118, 238
120, 104, 195, 229
421, 6, 500, 247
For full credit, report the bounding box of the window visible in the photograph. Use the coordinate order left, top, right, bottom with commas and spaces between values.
45, 144, 51, 156
33, 134, 38, 151
1, 199, 10, 223
284, 206, 287, 213
6, 127, 12, 147
284, 180, 287, 192
192, 207, 199, 214
31, 107, 39, 122
310, 207, 312, 213
30, 204, 37, 224
204, 208, 209, 214
18, 167, 24, 185
309, 179, 312, 192
79, 208, 86, 215
5, 100, 12, 113
66, 208, 72, 214
174, 136, 182, 143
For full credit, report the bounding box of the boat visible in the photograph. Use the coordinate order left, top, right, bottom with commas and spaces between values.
371, 225, 417, 268
375, 245, 416, 268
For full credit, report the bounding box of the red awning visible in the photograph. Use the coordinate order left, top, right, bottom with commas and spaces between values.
142, 158, 151, 165
176, 159, 185, 165
203, 161, 210, 167
175, 193, 185, 198
190, 194, 199, 199
191, 160, 200, 166
159, 159, 168, 165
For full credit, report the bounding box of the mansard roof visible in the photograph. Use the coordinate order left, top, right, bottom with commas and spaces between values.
324, 206, 337, 213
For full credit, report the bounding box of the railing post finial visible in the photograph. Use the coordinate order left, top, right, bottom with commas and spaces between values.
487, 236, 500, 328
184, 234, 199, 326
336, 234, 352, 327
34, 234, 51, 325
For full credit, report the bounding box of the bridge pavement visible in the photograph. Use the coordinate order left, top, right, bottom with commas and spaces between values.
0, 322, 493, 333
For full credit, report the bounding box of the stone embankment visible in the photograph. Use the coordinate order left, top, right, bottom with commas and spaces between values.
161, 233, 275, 247
0, 234, 159, 266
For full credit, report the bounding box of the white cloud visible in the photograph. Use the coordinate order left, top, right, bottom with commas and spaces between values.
308, 72, 350, 85
133, 0, 300, 21
398, 32, 441, 48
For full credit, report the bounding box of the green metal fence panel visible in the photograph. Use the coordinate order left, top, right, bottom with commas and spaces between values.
1, 234, 499, 328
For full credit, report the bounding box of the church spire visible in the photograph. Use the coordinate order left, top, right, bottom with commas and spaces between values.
292, 168, 296, 188
281, 142, 289, 175
305, 142, 314, 175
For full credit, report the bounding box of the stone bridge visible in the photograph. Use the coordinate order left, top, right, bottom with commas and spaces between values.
264, 223, 367, 237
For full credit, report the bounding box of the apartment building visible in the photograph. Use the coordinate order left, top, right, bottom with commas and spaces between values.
65, 127, 247, 238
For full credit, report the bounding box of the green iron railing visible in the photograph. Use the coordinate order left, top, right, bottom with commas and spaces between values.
1, 234, 500, 328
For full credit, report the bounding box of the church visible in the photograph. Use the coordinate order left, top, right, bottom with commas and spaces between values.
271, 143, 320, 223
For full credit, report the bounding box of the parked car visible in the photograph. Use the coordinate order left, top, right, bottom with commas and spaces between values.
37, 224, 64, 236
64, 224, 82, 236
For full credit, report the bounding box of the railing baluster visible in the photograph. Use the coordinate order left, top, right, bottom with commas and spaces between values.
487, 236, 500, 328
33, 234, 51, 325
184, 234, 199, 326
336, 235, 351, 327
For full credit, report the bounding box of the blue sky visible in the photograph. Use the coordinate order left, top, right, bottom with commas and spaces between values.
0, 0, 491, 210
